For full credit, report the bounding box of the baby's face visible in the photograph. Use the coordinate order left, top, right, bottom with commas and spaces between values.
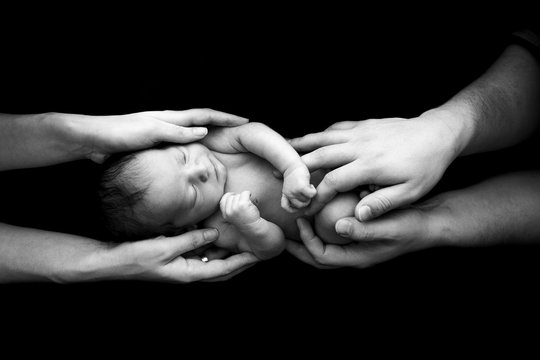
135, 143, 227, 232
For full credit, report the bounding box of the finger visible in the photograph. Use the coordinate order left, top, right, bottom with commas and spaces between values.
228, 193, 239, 214
182, 242, 213, 257
158, 108, 249, 127
288, 197, 311, 209
285, 240, 337, 269
194, 252, 260, 281
280, 195, 297, 213
325, 121, 358, 131
296, 217, 326, 256
301, 144, 355, 172
296, 218, 353, 267
355, 183, 413, 221
296, 218, 380, 267
302, 184, 317, 199
204, 247, 230, 260
288, 130, 349, 153
335, 216, 397, 242
220, 192, 232, 214
304, 161, 369, 216
240, 190, 251, 203
149, 228, 219, 259
156, 122, 209, 144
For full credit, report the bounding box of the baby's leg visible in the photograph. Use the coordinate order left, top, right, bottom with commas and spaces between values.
313, 192, 360, 245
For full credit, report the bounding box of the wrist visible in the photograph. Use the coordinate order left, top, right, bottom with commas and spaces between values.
235, 217, 265, 234
45, 112, 93, 162
417, 194, 457, 248
419, 106, 475, 160
58, 242, 126, 283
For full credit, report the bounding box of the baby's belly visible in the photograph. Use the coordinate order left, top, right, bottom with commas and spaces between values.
218, 153, 324, 240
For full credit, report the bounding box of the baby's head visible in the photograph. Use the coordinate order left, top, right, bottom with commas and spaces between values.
98, 143, 227, 240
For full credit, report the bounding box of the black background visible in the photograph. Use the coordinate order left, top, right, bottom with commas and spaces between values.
1, 10, 539, 332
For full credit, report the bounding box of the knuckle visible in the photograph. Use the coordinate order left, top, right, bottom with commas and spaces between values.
370, 193, 393, 214
352, 225, 374, 241
322, 172, 339, 188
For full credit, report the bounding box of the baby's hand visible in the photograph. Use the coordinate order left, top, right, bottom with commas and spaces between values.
281, 164, 317, 213
220, 191, 261, 229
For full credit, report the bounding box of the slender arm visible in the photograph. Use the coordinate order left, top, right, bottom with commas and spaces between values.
0, 222, 112, 283
0, 113, 82, 171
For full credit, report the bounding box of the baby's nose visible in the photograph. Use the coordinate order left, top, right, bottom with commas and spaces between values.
191, 163, 209, 183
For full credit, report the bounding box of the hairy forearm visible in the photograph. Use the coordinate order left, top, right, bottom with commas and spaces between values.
0, 223, 116, 283
0, 113, 85, 171
434, 171, 540, 247
428, 45, 540, 157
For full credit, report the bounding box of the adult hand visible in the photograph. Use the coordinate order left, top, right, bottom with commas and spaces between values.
286, 197, 446, 269
103, 228, 259, 282
289, 112, 464, 221
66, 108, 248, 163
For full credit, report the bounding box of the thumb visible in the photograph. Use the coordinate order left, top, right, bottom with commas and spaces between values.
157, 123, 208, 144
151, 228, 219, 259
354, 184, 411, 221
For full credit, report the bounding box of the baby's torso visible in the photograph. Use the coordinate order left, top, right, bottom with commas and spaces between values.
203, 152, 323, 242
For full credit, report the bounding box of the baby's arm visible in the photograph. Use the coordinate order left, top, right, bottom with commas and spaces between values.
202, 122, 316, 211
220, 191, 285, 260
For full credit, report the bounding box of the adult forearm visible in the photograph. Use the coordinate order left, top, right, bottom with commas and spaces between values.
0, 223, 116, 283
430, 44, 540, 157
0, 113, 85, 171
435, 171, 540, 247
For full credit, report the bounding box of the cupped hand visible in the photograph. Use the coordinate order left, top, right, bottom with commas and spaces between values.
107, 228, 259, 282
289, 114, 460, 221
73, 108, 248, 163
286, 196, 446, 268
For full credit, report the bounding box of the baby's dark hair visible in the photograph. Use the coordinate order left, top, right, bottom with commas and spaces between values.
97, 151, 156, 241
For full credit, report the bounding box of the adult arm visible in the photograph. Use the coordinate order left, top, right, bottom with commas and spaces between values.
0, 108, 254, 283
287, 171, 540, 268
291, 42, 540, 221
0, 223, 258, 283
0, 108, 248, 171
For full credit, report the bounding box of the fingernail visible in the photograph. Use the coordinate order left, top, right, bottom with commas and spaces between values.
335, 219, 351, 237
203, 229, 218, 240
357, 205, 372, 221
193, 127, 208, 136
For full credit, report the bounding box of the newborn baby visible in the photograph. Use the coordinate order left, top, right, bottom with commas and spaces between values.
98, 122, 358, 259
